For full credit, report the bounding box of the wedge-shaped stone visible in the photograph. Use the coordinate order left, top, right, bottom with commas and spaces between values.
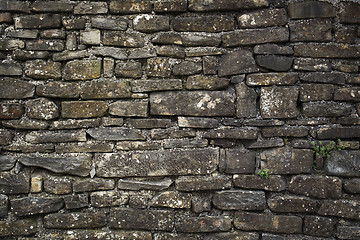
176, 216, 231, 232
0, 220, 37, 237
247, 73, 298, 86
109, 0, 152, 14
213, 190, 266, 210
150, 90, 235, 116
14, 14, 61, 29
87, 127, 145, 141
204, 127, 258, 139
175, 175, 231, 191
186, 75, 229, 90
173, 16, 234, 33
91, 17, 127, 30
19, 153, 92, 177
0, 173, 29, 194
109, 208, 174, 231
109, 101, 148, 117
294, 43, 360, 58
61, 101, 108, 119
318, 200, 360, 220
222, 27, 289, 47
63, 59, 101, 80
25, 130, 86, 143
103, 31, 144, 48
218, 50, 258, 76
37, 82, 80, 98
325, 150, 360, 177
150, 191, 191, 208
238, 8, 287, 28
261, 147, 313, 174
45, 211, 107, 229
233, 175, 286, 192
81, 80, 131, 99
11, 197, 63, 216
188, 0, 269, 11
288, 1, 336, 19
95, 148, 219, 177
235, 212, 302, 233
118, 178, 172, 190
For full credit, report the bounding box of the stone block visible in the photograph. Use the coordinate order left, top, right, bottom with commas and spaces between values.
246, 73, 298, 86
26, 98, 59, 120
203, 56, 218, 74
81, 80, 131, 99
0, 12, 12, 23
299, 72, 346, 85
294, 43, 360, 58
73, 178, 114, 192
163, 139, 208, 149
146, 57, 172, 77
26, 40, 64, 51
318, 200, 360, 220
32, 1, 74, 12
299, 84, 333, 102
36, 82, 80, 98
87, 127, 145, 141
221, 149, 255, 174
339, 2, 360, 24
0, 39, 25, 49
80, 30, 101, 45
222, 27, 289, 47
49, 119, 100, 130
236, 82, 257, 118
176, 216, 231, 232
3, 143, 53, 153
2, 118, 49, 130
91, 17, 127, 30
218, 50, 258, 76
203, 231, 259, 240
133, 15, 169, 32
40, 29, 66, 39
150, 191, 191, 208
0, 62, 22, 76
191, 193, 212, 213
150, 128, 195, 139
301, 102, 352, 117
128, 48, 156, 59
173, 61, 202, 76
0, 0, 30, 13
109, 208, 174, 231
268, 196, 318, 213
213, 190, 266, 210
0, 155, 17, 171
56, 142, 114, 153
150, 90, 235, 116
304, 216, 335, 237
131, 79, 182, 92
74, 2, 108, 14
204, 127, 258, 139
109, 101, 148, 117
95, 148, 219, 177
336, 225, 360, 240
178, 117, 219, 128
233, 175, 286, 192
176, 175, 231, 191
118, 178, 172, 191
256, 55, 293, 71
92, 47, 127, 59
0, 103, 24, 119
30, 176, 42, 193
325, 150, 360, 177
115, 61, 142, 78
63, 194, 89, 209
260, 86, 299, 118
254, 44, 293, 55
173, 16, 234, 33
103, 31, 144, 47
116, 141, 161, 151
44, 177, 72, 195
317, 127, 360, 139
238, 8, 287, 28
0, 194, 8, 218
109, 0, 152, 14
289, 19, 332, 42
234, 212, 302, 234
188, 0, 269, 11
157, 45, 185, 58
91, 191, 128, 207
293, 58, 331, 72
63, 59, 101, 80
288, 1, 336, 19
343, 178, 360, 194
0, 173, 29, 194
14, 14, 61, 29
128, 119, 172, 129
11, 197, 63, 216
44, 211, 107, 228
61, 101, 108, 119
0, 220, 37, 237
25, 130, 86, 143
334, 87, 360, 102
62, 18, 86, 30
154, 0, 187, 12
19, 153, 91, 177
0, 129, 13, 146
0, 78, 35, 99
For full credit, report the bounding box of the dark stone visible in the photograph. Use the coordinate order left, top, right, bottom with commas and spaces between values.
288, 1, 336, 19
95, 148, 219, 177
0, 129, 13, 146
8, 30, 38, 39
128, 119, 172, 129
154, 0, 187, 12
304, 215, 336, 237
246, 139, 284, 149
131, 79, 182, 92
203, 56, 218, 74
222, 27, 289, 47
317, 127, 360, 139
221, 149, 255, 174
52, 50, 89, 61
115, 61, 142, 78
261, 147, 313, 174
3, 143, 53, 153
234, 212, 302, 234
103, 31, 144, 48
44, 177, 72, 195
133, 15, 169, 32
63, 59, 101, 80
55, 142, 114, 153
233, 175, 286, 192
204, 127, 258, 139
13, 50, 49, 60
213, 190, 266, 210
176, 216, 231, 232
0, 155, 17, 171
289, 19, 332, 42
343, 178, 360, 194
236, 83, 257, 118
73, 178, 114, 192
299, 84, 333, 102
178, 117, 219, 128
19, 153, 92, 177
262, 126, 308, 137
116, 141, 161, 151
109, 0, 152, 14
157, 45, 185, 58
192, 193, 212, 213
63, 194, 89, 209
109, 101, 148, 117
61, 101, 108, 119
0, 220, 37, 237
0, 62, 22, 76
25, 130, 86, 143
318, 200, 360, 220
80, 80, 131, 99
173, 61, 202, 76
300, 72, 346, 85
336, 224, 360, 240
0, 173, 29, 194
0, 103, 24, 119
74, 2, 108, 14
14, 14, 61, 29
334, 87, 360, 102
150, 90, 235, 116
37, 82, 80, 98
173, 16, 234, 33
11, 197, 63, 216
301, 102, 352, 117
294, 43, 360, 58
325, 150, 360, 177
188, 0, 269, 11
254, 44, 293, 55
62, 18, 86, 30
204, 231, 259, 240
26, 40, 64, 51
293, 58, 331, 72
0, 0, 30, 13
109, 208, 174, 231
175, 175, 231, 191
87, 127, 145, 141
256, 55, 293, 71
91, 191, 128, 207
44, 211, 107, 229
118, 178, 172, 191
218, 50, 258, 76
150, 191, 191, 208
2, 118, 49, 130
0, 194, 8, 218
339, 2, 360, 24
32, 1, 74, 12
268, 196, 318, 213
91, 16, 127, 30
246, 73, 298, 86
238, 8, 287, 28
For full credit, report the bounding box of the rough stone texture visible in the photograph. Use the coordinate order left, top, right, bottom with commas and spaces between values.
173, 16, 234, 33
176, 175, 231, 191
63, 59, 101, 80
268, 196, 318, 213
81, 80, 131, 99
118, 178, 172, 191
289, 19, 332, 42
176, 216, 232, 232
247, 73, 298, 86
14, 14, 61, 29
103, 31, 144, 48
173, 61, 202, 76
218, 50, 258, 76
318, 200, 360, 220
0, 220, 37, 237
11, 197, 63, 216
73, 178, 114, 193
26, 98, 59, 120
61, 101, 108, 119
87, 127, 145, 141
25, 60, 61, 79
0, 103, 24, 119
131, 79, 182, 92
91, 17, 127, 30
339, 2, 360, 24
133, 15, 169, 33
301, 102, 352, 117
222, 149, 255, 174
294, 43, 360, 58
343, 178, 360, 194
91, 191, 128, 208
0, 173, 29, 194
256, 55, 293, 71
317, 127, 360, 140
44, 177, 72, 195
150, 191, 191, 208
304, 215, 336, 237
0, 78, 34, 99
44, 211, 107, 229
36, 82, 80, 98
299, 84, 333, 102
325, 150, 360, 177
233, 175, 286, 192
95, 148, 219, 177
288, 1, 336, 19
109, 101, 148, 117
213, 190, 266, 210
74, 2, 108, 15
25, 130, 86, 143
236, 83, 257, 118
238, 8, 287, 28
188, 0, 269, 11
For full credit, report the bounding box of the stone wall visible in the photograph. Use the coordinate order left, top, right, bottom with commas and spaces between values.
0, 0, 360, 239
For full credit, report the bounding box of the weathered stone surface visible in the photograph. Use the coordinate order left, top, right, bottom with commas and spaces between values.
213, 190, 266, 210
304, 215, 335, 237
11, 197, 63, 216
110, 0, 152, 14
260, 86, 299, 118
325, 150, 360, 177
289, 19, 332, 42
131, 79, 182, 92
239, 8, 287, 28
115, 61, 142, 78
81, 80, 131, 99
44, 177, 72, 195
26, 98, 59, 120
0, 129, 13, 146
91, 191, 128, 208
150, 128, 195, 139
317, 127, 360, 140
40, 29, 66, 39
222, 27, 289, 47
129, 48, 157, 59
158, 45, 185, 58
261, 147, 313, 174
234, 212, 302, 234
3, 143, 53, 153
176, 216, 231, 233
103, 31, 144, 48
163, 139, 208, 149
102, 117, 124, 127
116, 141, 161, 151
203, 56, 218, 75
150, 90, 235, 116
45, 211, 106, 229
318, 200, 360, 220
87, 127, 145, 141
61, 101, 108, 119
74, 2, 108, 14
0, 39, 25, 49
73, 178, 114, 192
173, 16, 234, 33
154, 0, 187, 12
0, 155, 17, 171
337, 224, 360, 240
188, 0, 269, 11
299, 84, 333, 102
205, 127, 258, 139
2, 118, 47, 130
25, 130, 86, 143
339, 2, 360, 24
288, 1, 336, 19
294, 43, 360, 58
186, 75, 229, 91
0, 62, 22, 76
289, 175, 342, 199
14, 14, 61, 29
62, 18, 86, 30
218, 50, 257, 77
50, 119, 100, 130
155, 233, 199, 240
32, 1, 74, 12
344, 178, 360, 194
256, 55, 293, 71
0, 12, 12, 23
243, 119, 284, 127
190, 193, 212, 213
36, 82, 80, 98
128, 118, 172, 129
178, 117, 219, 128
152, 32, 221, 47
236, 83, 257, 118
176, 175, 231, 191
300, 72, 346, 85
133, 14, 169, 32
301, 102, 352, 117
13, 50, 49, 60
0, 194, 8, 217
63, 194, 89, 209
91, 16, 127, 30
26, 40, 64, 51
150, 191, 191, 208
221, 149, 255, 174
247, 73, 298, 86
173, 61, 202, 76
47, 230, 152, 240
146, 57, 171, 77
0, 0, 30, 13
233, 175, 286, 192
56, 142, 114, 153
334, 87, 360, 102
25, 60, 61, 79
268, 196, 318, 213
0, 173, 29, 194
294, 58, 331, 72
95, 148, 219, 177
109, 101, 148, 117
0, 220, 37, 237
91, 47, 127, 60
80, 30, 100, 45
63, 59, 101, 80
262, 233, 333, 240
52, 50, 89, 61
0, 103, 24, 119
254, 44, 293, 55
109, 208, 174, 230
118, 178, 172, 191
19, 153, 92, 177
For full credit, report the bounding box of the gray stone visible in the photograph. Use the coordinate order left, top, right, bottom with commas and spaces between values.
233, 175, 286, 192
157, 45, 185, 58
44, 177, 72, 195
150, 90, 235, 116
246, 73, 298, 86
11, 197, 63, 216
0, 194, 8, 218
91, 47, 127, 59
95, 148, 219, 177
102, 117, 124, 127
254, 44, 293, 55
133, 14, 169, 32
318, 200, 360, 220
109, 101, 148, 117
218, 50, 258, 76
173, 61, 202, 76
52, 50, 89, 61
131, 79, 182, 92
300, 72, 346, 85
91, 17, 127, 30
344, 178, 360, 194
44, 211, 107, 229
80, 30, 101, 45
238, 8, 287, 28
24, 60, 61, 80
63, 59, 101, 80
222, 149, 255, 174
25, 130, 86, 143
256, 55, 293, 71
146, 57, 172, 77
163, 139, 208, 149
55, 142, 114, 153
178, 117, 219, 128
0, 129, 13, 146
188, 0, 269, 11
26, 98, 59, 120
74, 2, 108, 14
236, 82, 257, 118
37, 82, 80, 98
339, 2, 360, 24
299, 84, 333, 102
3, 118, 49, 130
7, 30, 37, 39
0, 12, 12, 23
0, 220, 38, 237
150, 191, 191, 208
115, 61, 142, 78
0, 0, 30, 13
0, 62, 22, 76
0, 155, 16, 171
336, 224, 360, 239
288, 1, 336, 19
19, 153, 92, 177
317, 127, 360, 139
3, 143, 53, 153
80, 80, 131, 99
186, 75, 229, 90
26, 40, 64, 51
116, 141, 160, 151
154, 0, 187, 12
289, 19, 332, 42
32, 1, 74, 12
73, 178, 114, 192
175, 175, 231, 191
61, 101, 109, 119
128, 48, 157, 59
204, 127, 258, 140
304, 216, 336, 237
14, 14, 61, 29
63, 194, 89, 209
293, 58, 331, 72
128, 118, 172, 129
173, 16, 234, 33
0, 173, 29, 194
13, 50, 49, 60
87, 127, 146, 141
191, 193, 212, 213
118, 178, 172, 191
0, 103, 24, 120
246, 139, 285, 149
176, 216, 231, 233
301, 102, 352, 117
213, 190, 266, 210
203, 56, 218, 74
268, 195, 318, 213
294, 43, 360, 58
91, 191, 128, 208
150, 128, 196, 140
40, 29, 66, 39
325, 150, 360, 177
103, 31, 144, 48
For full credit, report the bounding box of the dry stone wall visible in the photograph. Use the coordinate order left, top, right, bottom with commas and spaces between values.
0, 0, 360, 239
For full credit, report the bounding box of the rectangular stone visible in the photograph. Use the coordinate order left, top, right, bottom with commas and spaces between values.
87, 127, 146, 141
32, 1, 74, 12
116, 141, 161, 151
49, 119, 100, 130
61, 101, 108, 119
103, 31, 144, 48
91, 47, 127, 59
109, 101, 148, 117
14, 14, 61, 29
26, 40, 64, 51
63, 59, 101, 80
317, 127, 360, 139
318, 200, 360, 220
288, 1, 336, 19
0, 39, 25, 50
25, 60, 61, 80
56, 142, 114, 153
118, 178, 172, 191
0, 62, 22, 76
36, 82, 80, 98
294, 58, 331, 72
294, 43, 360, 58
150, 90, 235, 116
339, 2, 360, 24
109, 0, 152, 14
222, 27, 289, 47
44, 211, 107, 229
0, 173, 29, 194
0, 220, 37, 237
74, 2, 108, 14
289, 19, 332, 42
80, 80, 131, 99
178, 117, 219, 128
325, 150, 360, 177
268, 196, 318, 213
134, 15, 170, 33
109, 208, 173, 230
95, 148, 219, 177
173, 16, 234, 33
154, 0, 187, 12
213, 190, 266, 210
25, 130, 86, 143
204, 127, 258, 139
63, 194, 89, 209
176, 216, 231, 232
300, 72, 346, 85
73, 178, 114, 192
91, 17, 127, 30
246, 73, 298, 86
11, 197, 63, 216
0, 78, 34, 99
233, 175, 286, 192
301, 102, 352, 117
188, 0, 269, 11
299, 84, 334, 101
150, 128, 196, 140
262, 126, 308, 137
238, 8, 287, 28
127, 119, 172, 129
176, 175, 231, 191
0, 0, 30, 13
131, 79, 182, 92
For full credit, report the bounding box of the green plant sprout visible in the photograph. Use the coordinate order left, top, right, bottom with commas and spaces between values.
257, 168, 269, 179
311, 139, 350, 169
